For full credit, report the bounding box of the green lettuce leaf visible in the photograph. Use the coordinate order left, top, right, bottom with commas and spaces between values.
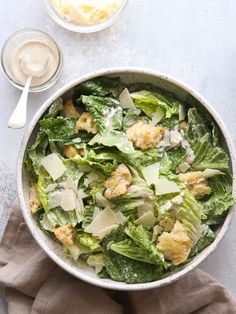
123, 108, 149, 130
89, 130, 135, 154
111, 238, 160, 265
82, 204, 96, 229
81, 95, 123, 132
39, 117, 77, 142
74, 77, 121, 97
63, 243, 91, 260
44, 98, 63, 119
25, 131, 48, 177
131, 90, 180, 127
37, 168, 53, 211
189, 226, 216, 258
123, 222, 168, 267
160, 148, 186, 175
191, 140, 229, 171
77, 233, 101, 251
40, 207, 82, 231
178, 190, 203, 241
91, 148, 161, 173
201, 174, 234, 225
186, 108, 229, 171
72, 149, 117, 175
102, 225, 164, 283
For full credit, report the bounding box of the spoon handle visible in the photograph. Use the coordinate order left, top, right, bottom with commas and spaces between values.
8, 76, 32, 129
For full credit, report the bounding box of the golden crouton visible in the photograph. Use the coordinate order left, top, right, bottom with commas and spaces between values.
29, 184, 41, 213
62, 145, 85, 158
75, 112, 98, 134
157, 221, 192, 265
104, 164, 132, 199
54, 225, 74, 246
61, 99, 80, 119
178, 171, 212, 199
126, 121, 164, 150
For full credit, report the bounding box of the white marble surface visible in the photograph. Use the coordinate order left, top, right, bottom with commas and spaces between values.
0, 0, 236, 311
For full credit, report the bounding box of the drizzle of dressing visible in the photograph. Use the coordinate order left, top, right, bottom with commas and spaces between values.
10, 40, 59, 87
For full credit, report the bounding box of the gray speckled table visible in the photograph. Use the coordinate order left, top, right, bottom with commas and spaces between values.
0, 0, 236, 311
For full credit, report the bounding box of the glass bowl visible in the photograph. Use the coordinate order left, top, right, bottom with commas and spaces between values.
1, 29, 63, 92
43, 0, 129, 33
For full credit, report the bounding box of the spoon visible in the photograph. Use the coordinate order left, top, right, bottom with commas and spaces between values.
8, 55, 49, 129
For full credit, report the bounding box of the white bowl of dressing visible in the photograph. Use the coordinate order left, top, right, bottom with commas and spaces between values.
1, 29, 63, 92
43, 0, 129, 33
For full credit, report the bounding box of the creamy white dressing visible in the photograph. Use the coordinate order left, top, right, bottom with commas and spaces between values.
103, 106, 122, 129
10, 40, 59, 87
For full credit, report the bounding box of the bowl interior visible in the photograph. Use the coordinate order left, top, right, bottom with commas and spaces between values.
43, 0, 129, 33
18, 69, 235, 290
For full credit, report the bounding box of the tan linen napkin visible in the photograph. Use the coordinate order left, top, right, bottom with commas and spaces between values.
0, 201, 235, 314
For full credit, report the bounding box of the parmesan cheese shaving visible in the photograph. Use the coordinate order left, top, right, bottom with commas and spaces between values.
202, 168, 225, 178
48, 189, 76, 211
60, 189, 76, 211
41, 153, 66, 181
142, 162, 160, 186
134, 211, 156, 229
119, 88, 135, 109
155, 179, 180, 196
84, 207, 125, 239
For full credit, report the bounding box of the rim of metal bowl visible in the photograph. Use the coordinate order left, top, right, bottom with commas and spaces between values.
17, 67, 236, 291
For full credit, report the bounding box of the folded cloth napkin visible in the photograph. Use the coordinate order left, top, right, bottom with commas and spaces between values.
0, 201, 235, 314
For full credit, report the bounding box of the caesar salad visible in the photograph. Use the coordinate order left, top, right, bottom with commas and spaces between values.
25, 76, 234, 284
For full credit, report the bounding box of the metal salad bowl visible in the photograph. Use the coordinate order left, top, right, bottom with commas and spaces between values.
17, 68, 236, 291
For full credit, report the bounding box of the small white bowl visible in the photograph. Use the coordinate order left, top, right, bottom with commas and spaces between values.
17, 68, 236, 290
43, 0, 129, 33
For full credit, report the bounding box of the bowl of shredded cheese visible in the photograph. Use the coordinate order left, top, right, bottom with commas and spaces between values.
43, 0, 128, 33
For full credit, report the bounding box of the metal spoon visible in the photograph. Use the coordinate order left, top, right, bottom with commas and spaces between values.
8, 55, 49, 129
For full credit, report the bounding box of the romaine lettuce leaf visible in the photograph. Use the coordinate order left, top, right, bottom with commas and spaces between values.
44, 98, 63, 119
191, 139, 229, 171
186, 108, 229, 171
25, 131, 48, 177
89, 130, 135, 154
123, 222, 168, 267
200, 174, 234, 225
40, 207, 82, 231
77, 232, 101, 251
63, 243, 91, 260
189, 226, 215, 258
74, 77, 121, 97
37, 168, 53, 211
130, 90, 180, 128
80, 95, 123, 132
88, 148, 161, 173
178, 190, 203, 242
82, 204, 96, 229
39, 117, 76, 142
72, 150, 117, 175
111, 238, 160, 265
160, 148, 186, 176
123, 108, 144, 130
102, 225, 164, 283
